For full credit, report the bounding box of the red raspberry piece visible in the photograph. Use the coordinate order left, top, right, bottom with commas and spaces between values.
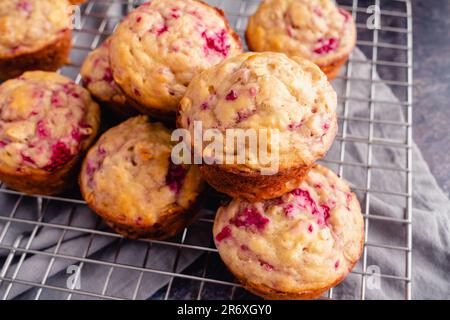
82, 76, 92, 87
51, 92, 62, 107
16, 0, 32, 11
314, 38, 340, 55
166, 162, 186, 194
260, 260, 274, 271
21, 153, 35, 165
36, 120, 48, 138
157, 24, 168, 36
102, 68, 114, 82
202, 29, 230, 57
215, 225, 232, 242
291, 189, 331, 227
225, 90, 238, 101
43, 141, 73, 171
230, 207, 269, 231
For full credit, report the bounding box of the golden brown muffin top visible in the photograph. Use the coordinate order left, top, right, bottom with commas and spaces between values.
80, 116, 203, 227
178, 52, 337, 172
246, 0, 356, 66
109, 0, 242, 112
0, 71, 100, 173
0, 0, 72, 58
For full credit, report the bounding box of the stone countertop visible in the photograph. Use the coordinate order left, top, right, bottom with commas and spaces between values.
412, 0, 450, 196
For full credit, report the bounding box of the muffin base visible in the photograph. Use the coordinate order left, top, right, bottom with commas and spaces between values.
199, 164, 311, 202
103, 199, 203, 240
0, 29, 72, 82
81, 184, 204, 240
0, 152, 87, 195
234, 254, 362, 300
317, 54, 349, 81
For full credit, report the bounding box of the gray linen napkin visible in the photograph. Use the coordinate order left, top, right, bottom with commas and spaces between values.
0, 48, 449, 299
325, 49, 450, 299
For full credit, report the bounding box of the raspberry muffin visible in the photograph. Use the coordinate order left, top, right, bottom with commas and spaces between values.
81, 38, 137, 119
109, 0, 242, 120
178, 52, 337, 201
213, 165, 364, 299
79, 116, 204, 240
246, 0, 356, 80
0, 71, 100, 195
0, 0, 72, 81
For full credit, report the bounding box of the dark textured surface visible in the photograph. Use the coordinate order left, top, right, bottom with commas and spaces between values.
413, 0, 450, 196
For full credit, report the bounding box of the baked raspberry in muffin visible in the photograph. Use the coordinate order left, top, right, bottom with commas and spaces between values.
0, 71, 100, 195
0, 0, 72, 81
213, 165, 364, 299
246, 0, 356, 80
79, 116, 204, 240
109, 0, 242, 120
81, 38, 137, 119
178, 52, 337, 201
69, 0, 86, 4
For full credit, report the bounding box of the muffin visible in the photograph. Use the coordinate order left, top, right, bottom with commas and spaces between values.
109, 0, 242, 120
178, 52, 337, 201
246, 0, 356, 80
80, 38, 137, 119
0, 71, 100, 195
213, 165, 364, 299
79, 116, 204, 240
0, 0, 72, 81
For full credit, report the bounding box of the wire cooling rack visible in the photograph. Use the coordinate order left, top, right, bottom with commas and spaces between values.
0, 0, 413, 300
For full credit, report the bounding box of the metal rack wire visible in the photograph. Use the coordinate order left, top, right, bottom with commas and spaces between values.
0, 0, 413, 300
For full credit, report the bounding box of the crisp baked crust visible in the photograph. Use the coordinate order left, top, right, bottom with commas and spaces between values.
0, 71, 100, 195
199, 163, 312, 202
80, 38, 137, 119
246, 0, 356, 79
109, 0, 242, 117
178, 52, 337, 199
0, 29, 71, 82
213, 165, 364, 300
79, 116, 204, 240
178, 52, 337, 171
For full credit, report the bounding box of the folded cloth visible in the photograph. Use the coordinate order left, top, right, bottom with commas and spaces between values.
327, 50, 450, 299
0, 49, 449, 300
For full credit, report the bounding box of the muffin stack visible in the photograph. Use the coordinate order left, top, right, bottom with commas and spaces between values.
0, 0, 363, 300
177, 50, 364, 299
174, 0, 363, 299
